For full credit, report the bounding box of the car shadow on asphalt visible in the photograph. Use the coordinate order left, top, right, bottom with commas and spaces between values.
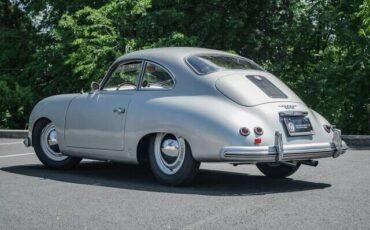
1, 161, 330, 196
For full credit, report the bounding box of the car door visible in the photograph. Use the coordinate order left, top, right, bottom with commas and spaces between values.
65, 61, 143, 151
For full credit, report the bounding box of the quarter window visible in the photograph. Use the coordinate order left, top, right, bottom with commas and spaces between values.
103, 61, 142, 91
140, 63, 174, 89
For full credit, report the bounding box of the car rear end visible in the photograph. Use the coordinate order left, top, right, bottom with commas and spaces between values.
185, 53, 347, 165
214, 71, 347, 163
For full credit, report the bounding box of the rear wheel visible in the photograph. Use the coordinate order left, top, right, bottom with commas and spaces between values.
256, 162, 301, 178
33, 119, 81, 169
149, 133, 200, 185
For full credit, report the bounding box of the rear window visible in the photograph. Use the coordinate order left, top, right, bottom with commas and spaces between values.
186, 54, 263, 75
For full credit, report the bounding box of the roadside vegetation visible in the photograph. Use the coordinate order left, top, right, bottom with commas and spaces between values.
0, 0, 369, 134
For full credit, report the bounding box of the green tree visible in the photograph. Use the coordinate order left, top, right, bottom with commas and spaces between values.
0, 0, 369, 134
0, 0, 35, 128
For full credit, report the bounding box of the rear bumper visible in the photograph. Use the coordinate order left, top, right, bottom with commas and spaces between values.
220, 129, 347, 163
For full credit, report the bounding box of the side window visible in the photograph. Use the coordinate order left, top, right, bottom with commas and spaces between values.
140, 62, 174, 89
103, 61, 142, 91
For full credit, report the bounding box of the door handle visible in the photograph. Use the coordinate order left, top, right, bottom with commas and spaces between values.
113, 107, 125, 114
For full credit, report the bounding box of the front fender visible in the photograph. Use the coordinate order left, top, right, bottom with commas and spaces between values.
29, 94, 79, 148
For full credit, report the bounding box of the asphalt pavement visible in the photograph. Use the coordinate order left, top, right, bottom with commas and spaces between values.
0, 138, 369, 230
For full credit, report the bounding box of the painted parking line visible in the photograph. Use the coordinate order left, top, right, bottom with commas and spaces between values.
0, 153, 34, 158
0, 142, 23, 146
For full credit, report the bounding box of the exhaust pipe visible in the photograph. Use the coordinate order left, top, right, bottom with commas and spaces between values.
279, 161, 298, 167
300, 160, 319, 167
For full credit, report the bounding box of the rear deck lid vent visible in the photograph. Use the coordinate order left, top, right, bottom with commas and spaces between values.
246, 75, 288, 99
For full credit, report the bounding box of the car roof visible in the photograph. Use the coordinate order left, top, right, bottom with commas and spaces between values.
114, 47, 237, 64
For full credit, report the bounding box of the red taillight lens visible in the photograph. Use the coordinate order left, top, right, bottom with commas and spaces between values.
254, 137, 262, 144
239, 127, 250, 136
254, 127, 264, 135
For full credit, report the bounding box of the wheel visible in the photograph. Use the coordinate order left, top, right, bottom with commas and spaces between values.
33, 119, 82, 169
148, 133, 200, 185
256, 162, 301, 178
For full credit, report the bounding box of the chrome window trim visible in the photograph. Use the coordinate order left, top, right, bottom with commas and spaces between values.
99, 59, 144, 91
138, 60, 176, 91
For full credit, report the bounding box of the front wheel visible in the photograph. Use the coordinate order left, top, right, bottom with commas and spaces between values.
149, 133, 200, 186
33, 119, 82, 169
256, 162, 301, 178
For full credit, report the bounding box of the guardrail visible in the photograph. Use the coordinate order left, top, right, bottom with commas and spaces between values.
342, 135, 370, 148
0, 130, 369, 148
0, 129, 28, 138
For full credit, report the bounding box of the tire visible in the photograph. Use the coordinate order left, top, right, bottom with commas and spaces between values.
256, 162, 301, 178
33, 119, 82, 169
148, 133, 200, 186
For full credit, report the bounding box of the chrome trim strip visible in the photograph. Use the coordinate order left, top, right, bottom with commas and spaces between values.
279, 111, 308, 117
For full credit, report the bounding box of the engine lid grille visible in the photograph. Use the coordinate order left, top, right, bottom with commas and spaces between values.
246, 75, 288, 99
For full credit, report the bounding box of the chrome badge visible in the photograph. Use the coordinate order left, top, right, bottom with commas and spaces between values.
278, 104, 297, 110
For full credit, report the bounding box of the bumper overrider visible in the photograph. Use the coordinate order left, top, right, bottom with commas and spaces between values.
220, 129, 347, 163
24, 136, 31, 147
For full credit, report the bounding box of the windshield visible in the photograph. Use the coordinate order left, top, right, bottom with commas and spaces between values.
186, 54, 264, 75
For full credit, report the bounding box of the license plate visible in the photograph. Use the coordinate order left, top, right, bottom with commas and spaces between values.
283, 116, 313, 136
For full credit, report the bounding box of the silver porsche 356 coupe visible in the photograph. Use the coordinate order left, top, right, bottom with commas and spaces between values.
24, 47, 347, 185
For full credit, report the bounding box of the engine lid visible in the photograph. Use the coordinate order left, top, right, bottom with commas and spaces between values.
215, 71, 303, 106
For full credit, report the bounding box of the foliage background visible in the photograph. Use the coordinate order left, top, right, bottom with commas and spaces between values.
0, 0, 369, 134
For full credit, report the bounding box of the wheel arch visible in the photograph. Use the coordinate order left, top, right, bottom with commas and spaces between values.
31, 117, 51, 145
136, 133, 156, 165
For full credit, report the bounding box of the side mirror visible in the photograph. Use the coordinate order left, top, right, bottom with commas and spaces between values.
90, 81, 100, 92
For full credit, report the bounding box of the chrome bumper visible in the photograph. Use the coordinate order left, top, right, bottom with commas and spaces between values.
23, 137, 31, 147
220, 129, 347, 163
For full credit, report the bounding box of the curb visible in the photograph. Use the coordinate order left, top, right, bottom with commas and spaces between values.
0, 129, 28, 139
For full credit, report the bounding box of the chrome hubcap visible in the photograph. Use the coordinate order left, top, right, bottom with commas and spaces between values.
154, 133, 186, 175
47, 129, 58, 148
41, 123, 67, 161
161, 138, 180, 164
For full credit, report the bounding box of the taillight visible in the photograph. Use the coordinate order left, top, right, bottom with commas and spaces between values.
239, 127, 250, 136
323, 124, 331, 133
254, 126, 264, 135
254, 137, 262, 144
